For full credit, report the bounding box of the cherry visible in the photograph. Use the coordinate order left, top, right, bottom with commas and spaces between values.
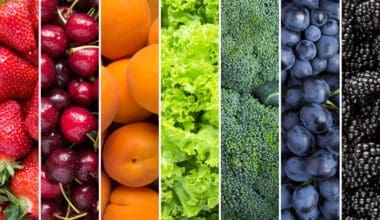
41, 129, 67, 157
60, 107, 97, 143
41, 54, 55, 89
41, 200, 63, 220
68, 79, 93, 106
41, 165, 61, 199
54, 60, 74, 89
41, 98, 59, 134
68, 46, 98, 77
41, 25, 69, 58
92, 78, 98, 100
46, 148, 77, 184
76, 149, 98, 183
66, 13, 98, 45
71, 184, 97, 211
41, 0, 58, 23
46, 88, 71, 111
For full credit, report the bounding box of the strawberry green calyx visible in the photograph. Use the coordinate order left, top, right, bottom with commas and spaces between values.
0, 188, 28, 220
0, 161, 22, 186
4, 194, 28, 220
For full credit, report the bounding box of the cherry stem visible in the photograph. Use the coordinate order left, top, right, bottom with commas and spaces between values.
54, 212, 87, 220
57, 8, 67, 24
86, 133, 98, 151
65, 204, 71, 218
59, 183, 80, 214
70, 45, 99, 54
68, 0, 79, 13
87, 7, 95, 17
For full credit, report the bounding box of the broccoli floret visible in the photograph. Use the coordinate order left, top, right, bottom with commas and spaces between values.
221, 89, 278, 219
221, 0, 278, 94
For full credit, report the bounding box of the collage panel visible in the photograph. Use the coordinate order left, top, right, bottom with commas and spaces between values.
281, 0, 340, 219
342, 0, 380, 219
160, 0, 219, 219
41, 0, 99, 219
101, 0, 159, 219
0, 0, 39, 219
221, 0, 279, 219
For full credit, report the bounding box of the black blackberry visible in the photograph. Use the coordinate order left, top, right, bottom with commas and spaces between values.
355, 0, 380, 32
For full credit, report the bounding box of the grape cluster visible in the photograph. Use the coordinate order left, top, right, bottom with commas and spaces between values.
342, 0, 380, 219
281, 0, 340, 219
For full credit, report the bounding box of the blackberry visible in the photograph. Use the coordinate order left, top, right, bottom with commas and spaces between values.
355, 0, 380, 32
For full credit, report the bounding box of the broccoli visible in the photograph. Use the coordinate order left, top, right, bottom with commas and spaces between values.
221, 0, 278, 94
221, 0, 279, 219
221, 89, 278, 219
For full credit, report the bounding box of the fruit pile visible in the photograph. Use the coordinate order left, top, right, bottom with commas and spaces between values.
281, 0, 340, 219
342, 0, 380, 219
0, 0, 38, 219
100, 0, 158, 219
40, 0, 99, 219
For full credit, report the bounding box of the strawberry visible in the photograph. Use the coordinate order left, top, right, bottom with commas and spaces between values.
21, 47, 38, 67
0, 46, 38, 100
7, 148, 38, 219
0, 1, 36, 52
24, 84, 38, 140
0, 100, 31, 184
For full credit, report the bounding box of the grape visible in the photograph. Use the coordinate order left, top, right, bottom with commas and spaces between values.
282, 5, 310, 32
296, 40, 317, 61
284, 86, 303, 109
281, 27, 301, 48
316, 35, 338, 59
302, 78, 330, 104
282, 183, 295, 210
290, 59, 313, 79
321, 19, 338, 35
319, 177, 339, 200
292, 185, 319, 214
311, 57, 327, 74
306, 150, 337, 179
300, 103, 333, 134
320, 199, 339, 219
311, 8, 328, 26
282, 46, 296, 70
305, 25, 321, 42
282, 111, 300, 130
285, 125, 315, 156
285, 156, 310, 182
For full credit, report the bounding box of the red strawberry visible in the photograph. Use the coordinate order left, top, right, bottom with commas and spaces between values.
0, 46, 38, 100
0, 100, 31, 184
21, 47, 38, 67
24, 84, 38, 140
0, 100, 31, 160
7, 148, 38, 219
0, 1, 36, 52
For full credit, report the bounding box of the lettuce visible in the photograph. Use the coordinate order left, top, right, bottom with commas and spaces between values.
161, 1, 219, 219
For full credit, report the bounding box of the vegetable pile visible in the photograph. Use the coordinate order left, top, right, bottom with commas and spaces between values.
101, 0, 159, 219
161, 0, 219, 219
281, 0, 340, 219
342, 0, 380, 219
0, 0, 38, 219
221, 0, 279, 219
40, 0, 99, 219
